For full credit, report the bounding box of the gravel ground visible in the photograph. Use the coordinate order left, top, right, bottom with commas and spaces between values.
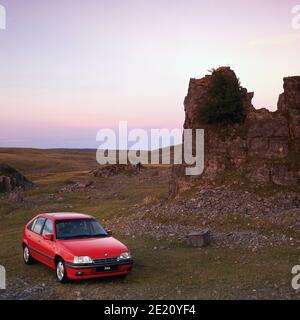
108, 186, 300, 250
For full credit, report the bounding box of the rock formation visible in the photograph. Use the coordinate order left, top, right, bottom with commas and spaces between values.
183, 67, 300, 186
0, 164, 34, 193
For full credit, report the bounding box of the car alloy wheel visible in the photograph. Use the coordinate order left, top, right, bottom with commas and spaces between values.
56, 259, 68, 283
23, 246, 34, 265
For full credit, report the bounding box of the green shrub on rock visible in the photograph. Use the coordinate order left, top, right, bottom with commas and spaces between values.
199, 69, 245, 124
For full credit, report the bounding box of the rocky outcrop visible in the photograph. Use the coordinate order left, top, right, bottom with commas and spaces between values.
183, 67, 300, 186
0, 164, 34, 193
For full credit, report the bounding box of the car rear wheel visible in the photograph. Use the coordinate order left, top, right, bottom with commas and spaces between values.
23, 245, 34, 265
56, 259, 68, 283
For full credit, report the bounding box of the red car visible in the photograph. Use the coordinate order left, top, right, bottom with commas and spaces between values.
22, 213, 133, 283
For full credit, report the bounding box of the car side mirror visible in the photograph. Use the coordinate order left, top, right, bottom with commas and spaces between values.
106, 229, 112, 236
43, 234, 54, 241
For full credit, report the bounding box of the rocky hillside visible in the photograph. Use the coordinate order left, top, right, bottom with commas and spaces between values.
0, 164, 34, 193
183, 67, 300, 186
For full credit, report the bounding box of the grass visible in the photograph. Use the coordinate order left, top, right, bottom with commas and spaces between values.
0, 148, 299, 300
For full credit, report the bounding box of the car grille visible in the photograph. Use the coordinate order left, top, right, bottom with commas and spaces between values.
93, 257, 119, 265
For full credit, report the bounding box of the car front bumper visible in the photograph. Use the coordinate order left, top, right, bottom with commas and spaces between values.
65, 259, 133, 280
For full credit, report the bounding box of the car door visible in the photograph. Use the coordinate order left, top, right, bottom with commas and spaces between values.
40, 219, 56, 268
26, 218, 37, 253
29, 217, 46, 262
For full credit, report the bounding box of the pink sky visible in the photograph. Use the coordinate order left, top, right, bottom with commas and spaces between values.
0, 0, 299, 148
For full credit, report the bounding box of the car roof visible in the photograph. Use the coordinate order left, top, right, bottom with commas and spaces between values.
39, 212, 94, 221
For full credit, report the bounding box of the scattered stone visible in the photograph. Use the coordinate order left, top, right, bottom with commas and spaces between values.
60, 181, 94, 193
0, 277, 55, 300
8, 192, 24, 203
91, 164, 144, 178
143, 195, 159, 205
186, 230, 211, 247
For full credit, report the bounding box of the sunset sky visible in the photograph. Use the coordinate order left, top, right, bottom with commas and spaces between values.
0, 0, 299, 148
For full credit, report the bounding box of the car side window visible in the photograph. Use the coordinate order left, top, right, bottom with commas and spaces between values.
42, 219, 53, 236
32, 217, 46, 235
27, 219, 36, 231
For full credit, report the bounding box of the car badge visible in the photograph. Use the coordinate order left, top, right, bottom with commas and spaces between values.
104, 253, 108, 257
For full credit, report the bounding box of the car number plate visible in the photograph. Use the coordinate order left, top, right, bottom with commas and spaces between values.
96, 265, 118, 272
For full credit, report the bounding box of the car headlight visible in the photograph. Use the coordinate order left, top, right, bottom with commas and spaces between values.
119, 252, 131, 260
73, 256, 93, 264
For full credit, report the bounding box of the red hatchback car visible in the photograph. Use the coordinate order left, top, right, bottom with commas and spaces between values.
22, 213, 133, 283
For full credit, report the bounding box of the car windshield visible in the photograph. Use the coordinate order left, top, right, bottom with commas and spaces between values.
55, 218, 108, 240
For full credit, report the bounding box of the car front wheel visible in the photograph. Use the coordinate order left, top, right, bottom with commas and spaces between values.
23, 245, 34, 265
56, 259, 68, 283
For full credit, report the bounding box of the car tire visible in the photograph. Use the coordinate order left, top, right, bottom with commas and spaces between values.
23, 245, 35, 265
56, 259, 68, 283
